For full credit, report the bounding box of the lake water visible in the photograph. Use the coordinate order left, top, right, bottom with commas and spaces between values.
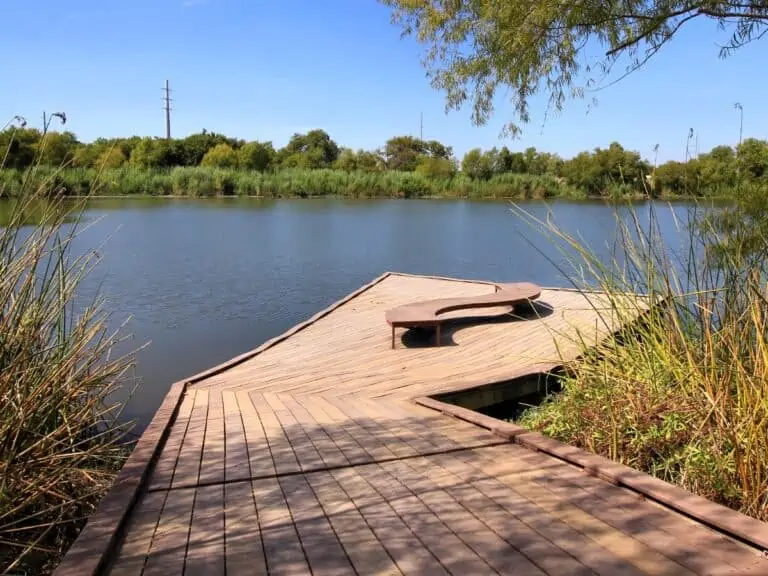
56, 198, 698, 431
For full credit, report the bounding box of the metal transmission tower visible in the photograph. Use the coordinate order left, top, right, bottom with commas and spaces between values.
163, 80, 173, 139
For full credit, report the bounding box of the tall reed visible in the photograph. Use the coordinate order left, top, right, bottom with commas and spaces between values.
0, 183, 133, 571
0, 166, 588, 199
517, 200, 768, 520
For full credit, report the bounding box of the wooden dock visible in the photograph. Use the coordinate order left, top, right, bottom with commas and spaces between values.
56, 273, 768, 575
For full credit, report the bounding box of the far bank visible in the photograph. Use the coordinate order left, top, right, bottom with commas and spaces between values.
0, 166, 721, 200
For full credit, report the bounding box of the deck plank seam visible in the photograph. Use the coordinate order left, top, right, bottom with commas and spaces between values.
178, 482, 200, 575
330, 464, 455, 574
475, 444, 757, 572
301, 398, 534, 574
266, 411, 327, 576
380, 455, 550, 575
276, 399, 371, 574
453, 446, 697, 574
109, 481, 171, 576
144, 440, 513, 493
244, 399, 313, 574
363, 419, 637, 576
324, 466, 448, 575
411, 397, 768, 569
171, 389, 211, 575
161, 392, 195, 491
351, 400, 698, 574
232, 391, 270, 574
319, 396, 578, 574
280, 395, 351, 469
353, 461, 501, 574
406, 452, 592, 576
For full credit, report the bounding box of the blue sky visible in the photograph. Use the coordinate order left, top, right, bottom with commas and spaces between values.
2, 0, 766, 162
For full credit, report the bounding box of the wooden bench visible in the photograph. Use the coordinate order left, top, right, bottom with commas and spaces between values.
385, 282, 542, 349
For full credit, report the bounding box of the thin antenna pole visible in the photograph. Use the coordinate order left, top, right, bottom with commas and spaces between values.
420, 112, 423, 141
695, 131, 699, 158
163, 80, 172, 139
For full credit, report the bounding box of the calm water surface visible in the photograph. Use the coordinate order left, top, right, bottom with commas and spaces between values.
57, 198, 697, 431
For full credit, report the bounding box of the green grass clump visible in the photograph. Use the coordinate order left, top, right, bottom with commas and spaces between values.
517, 201, 768, 520
0, 186, 133, 573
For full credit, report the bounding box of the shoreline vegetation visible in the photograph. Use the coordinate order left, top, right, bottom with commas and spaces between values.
2, 126, 767, 199
516, 203, 768, 523
0, 191, 132, 574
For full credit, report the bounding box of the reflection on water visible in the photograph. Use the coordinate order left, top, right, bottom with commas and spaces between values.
1, 197, 706, 432
0, 198, 79, 226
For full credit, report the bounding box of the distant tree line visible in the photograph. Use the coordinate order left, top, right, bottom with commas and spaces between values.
2, 125, 767, 197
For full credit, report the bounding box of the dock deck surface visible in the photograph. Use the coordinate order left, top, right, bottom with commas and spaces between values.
69, 274, 767, 575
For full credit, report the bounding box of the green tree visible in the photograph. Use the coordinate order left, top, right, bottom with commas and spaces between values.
381, 0, 768, 135
179, 132, 237, 166
697, 145, 737, 192
561, 152, 605, 195
239, 141, 275, 171
72, 146, 98, 168
129, 138, 183, 168
561, 142, 647, 195
424, 140, 453, 159
200, 143, 239, 168
128, 139, 155, 168
508, 151, 527, 173
737, 138, 768, 179
461, 148, 493, 180
356, 150, 384, 172
96, 147, 127, 169
334, 148, 359, 172
383, 136, 425, 171
277, 129, 340, 169
334, 148, 384, 172
524, 147, 559, 175
493, 146, 513, 174
117, 136, 143, 160
0, 127, 41, 169
36, 131, 80, 166
653, 160, 692, 195
415, 156, 456, 178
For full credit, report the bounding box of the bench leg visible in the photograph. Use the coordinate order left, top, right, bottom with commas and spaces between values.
392, 325, 395, 349
435, 323, 441, 347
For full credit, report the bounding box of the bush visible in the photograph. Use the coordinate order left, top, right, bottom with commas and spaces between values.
96, 147, 127, 169
200, 144, 239, 168
239, 141, 275, 171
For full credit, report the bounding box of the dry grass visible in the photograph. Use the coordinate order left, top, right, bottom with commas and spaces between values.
0, 154, 133, 573
518, 202, 768, 521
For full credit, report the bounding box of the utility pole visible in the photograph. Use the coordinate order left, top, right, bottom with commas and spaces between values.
695, 131, 699, 158
685, 128, 694, 162
420, 111, 423, 141
163, 80, 173, 139
734, 102, 743, 147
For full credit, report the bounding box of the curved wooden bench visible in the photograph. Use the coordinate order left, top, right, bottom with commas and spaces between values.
385, 282, 542, 348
